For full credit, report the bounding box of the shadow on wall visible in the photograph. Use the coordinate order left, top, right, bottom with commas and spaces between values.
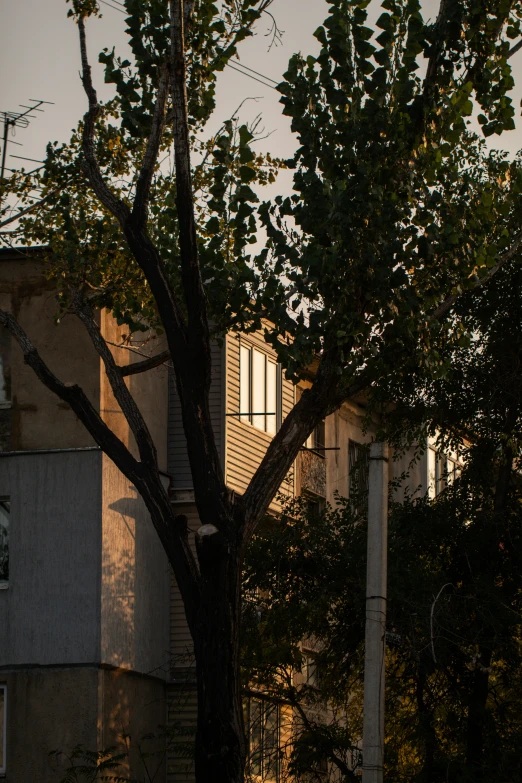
105, 479, 170, 675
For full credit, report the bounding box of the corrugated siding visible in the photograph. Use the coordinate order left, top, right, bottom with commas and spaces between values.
167, 682, 197, 783
225, 331, 295, 513
169, 503, 198, 782
170, 504, 199, 668
168, 341, 224, 488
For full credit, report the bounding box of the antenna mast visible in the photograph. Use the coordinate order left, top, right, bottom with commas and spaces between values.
0, 99, 54, 181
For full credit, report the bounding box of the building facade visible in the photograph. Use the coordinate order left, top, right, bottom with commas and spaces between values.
0, 249, 435, 782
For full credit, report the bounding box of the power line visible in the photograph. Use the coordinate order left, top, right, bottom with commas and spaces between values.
99, 0, 127, 13
97, 0, 280, 90
230, 59, 279, 85
226, 63, 278, 90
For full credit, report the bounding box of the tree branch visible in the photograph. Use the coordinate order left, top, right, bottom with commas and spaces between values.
286, 684, 357, 781
0, 191, 59, 229
71, 294, 159, 466
132, 62, 170, 227
119, 349, 172, 377
77, 13, 130, 223
508, 38, 522, 58
169, 0, 209, 338
431, 231, 522, 321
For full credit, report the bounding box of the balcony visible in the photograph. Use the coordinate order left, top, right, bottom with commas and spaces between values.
298, 449, 326, 498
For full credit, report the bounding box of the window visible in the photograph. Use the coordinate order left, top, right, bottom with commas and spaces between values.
246, 698, 281, 782
302, 651, 319, 688
0, 685, 6, 775
428, 447, 462, 498
240, 344, 281, 435
0, 330, 10, 408
305, 420, 325, 453
348, 441, 369, 515
0, 500, 8, 589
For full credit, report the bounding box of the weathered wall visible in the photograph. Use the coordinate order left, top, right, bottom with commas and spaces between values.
0, 450, 102, 667
0, 254, 100, 451
101, 453, 170, 678
1, 666, 99, 783
1, 666, 166, 783
100, 667, 168, 779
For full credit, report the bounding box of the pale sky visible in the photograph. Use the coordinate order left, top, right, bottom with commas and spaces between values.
1, 0, 521, 190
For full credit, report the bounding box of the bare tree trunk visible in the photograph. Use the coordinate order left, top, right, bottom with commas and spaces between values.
465, 647, 491, 780
193, 528, 246, 783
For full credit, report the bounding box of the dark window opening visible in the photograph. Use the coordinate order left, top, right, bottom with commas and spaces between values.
0, 499, 9, 587
348, 441, 369, 516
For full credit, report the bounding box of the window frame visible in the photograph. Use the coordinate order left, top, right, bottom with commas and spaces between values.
0, 684, 6, 776
348, 440, 369, 514
0, 498, 9, 591
239, 342, 282, 435
305, 420, 326, 455
428, 445, 463, 498
0, 328, 11, 410
246, 697, 281, 783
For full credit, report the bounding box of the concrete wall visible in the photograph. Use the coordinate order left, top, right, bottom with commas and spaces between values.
1, 666, 166, 783
101, 453, 170, 677
0, 450, 102, 667
0, 254, 100, 451
0, 449, 169, 676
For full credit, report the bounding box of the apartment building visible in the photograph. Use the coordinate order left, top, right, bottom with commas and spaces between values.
0, 248, 435, 782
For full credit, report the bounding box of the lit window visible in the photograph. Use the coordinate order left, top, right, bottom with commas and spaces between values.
247, 698, 281, 782
240, 344, 281, 435
0, 500, 8, 589
348, 441, 369, 514
0, 685, 6, 775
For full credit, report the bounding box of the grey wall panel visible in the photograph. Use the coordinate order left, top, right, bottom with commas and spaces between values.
0, 450, 102, 666
168, 340, 224, 488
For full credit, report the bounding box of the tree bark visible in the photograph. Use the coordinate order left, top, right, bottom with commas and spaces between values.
465, 647, 491, 780
193, 523, 247, 783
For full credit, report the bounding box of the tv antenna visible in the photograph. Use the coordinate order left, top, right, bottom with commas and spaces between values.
0, 99, 54, 181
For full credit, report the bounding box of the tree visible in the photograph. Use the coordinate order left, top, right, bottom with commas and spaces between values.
2, 0, 522, 780
244, 486, 522, 782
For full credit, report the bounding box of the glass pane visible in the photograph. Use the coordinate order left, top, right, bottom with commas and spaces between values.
266, 361, 277, 435
0, 688, 4, 769
240, 346, 251, 424
428, 448, 437, 498
0, 503, 8, 584
252, 349, 266, 431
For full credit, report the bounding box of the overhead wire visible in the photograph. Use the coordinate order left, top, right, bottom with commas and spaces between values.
97, 0, 280, 90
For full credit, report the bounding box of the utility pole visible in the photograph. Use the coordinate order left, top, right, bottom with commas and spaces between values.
362, 442, 389, 783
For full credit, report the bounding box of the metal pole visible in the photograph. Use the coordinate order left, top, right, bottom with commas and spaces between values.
1, 117, 10, 182
362, 442, 389, 783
